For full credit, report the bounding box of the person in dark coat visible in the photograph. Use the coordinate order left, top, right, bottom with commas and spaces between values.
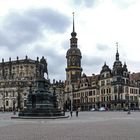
76, 109, 78, 117
70, 111, 73, 117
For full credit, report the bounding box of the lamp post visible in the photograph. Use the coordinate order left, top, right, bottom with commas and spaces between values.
3, 84, 5, 112
59, 86, 64, 111
127, 93, 131, 114
80, 97, 82, 111
70, 84, 73, 112
118, 85, 121, 110
17, 92, 20, 111
84, 96, 88, 111
13, 98, 16, 115
17, 82, 22, 111
53, 86, 57, 108
3, 94, 5, 112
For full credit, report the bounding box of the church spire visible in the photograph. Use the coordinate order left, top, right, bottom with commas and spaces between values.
73, 12, 75, 32
116, 42, 119, 61
71, 12, 77, 37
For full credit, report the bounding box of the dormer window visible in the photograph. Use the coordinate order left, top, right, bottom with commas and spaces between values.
101, 74, 104, 78
106, 73, 109, 78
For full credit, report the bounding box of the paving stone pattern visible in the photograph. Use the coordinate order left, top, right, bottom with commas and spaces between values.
0, 111, 140, 140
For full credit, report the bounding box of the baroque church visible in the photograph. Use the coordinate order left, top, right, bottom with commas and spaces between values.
64, 14, 140, 111
0, 55, 64, 112
0, 56, 48, 111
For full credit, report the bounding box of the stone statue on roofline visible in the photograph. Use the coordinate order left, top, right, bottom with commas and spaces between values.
40, 56, 49, 79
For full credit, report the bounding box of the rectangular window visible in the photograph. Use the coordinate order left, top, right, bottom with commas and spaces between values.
114, 86, 117, 93
89, 91, 92, 96
24, 100, 27, 106
101, 80, 105, 86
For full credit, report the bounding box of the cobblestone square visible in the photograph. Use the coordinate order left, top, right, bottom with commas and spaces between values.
0, 111, 140, 140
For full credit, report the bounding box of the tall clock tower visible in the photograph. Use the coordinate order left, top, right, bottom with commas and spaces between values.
65, 13, 82, 89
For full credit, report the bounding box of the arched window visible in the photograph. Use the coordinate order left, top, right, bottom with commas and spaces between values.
6, 100, 9, 106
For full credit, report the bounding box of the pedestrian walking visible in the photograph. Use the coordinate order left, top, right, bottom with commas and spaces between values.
76, 109, 78, 117
63, 109, 65, 116
70, 111, 73, 117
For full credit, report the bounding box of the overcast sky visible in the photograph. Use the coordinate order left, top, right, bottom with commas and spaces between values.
0, 0, 140, 82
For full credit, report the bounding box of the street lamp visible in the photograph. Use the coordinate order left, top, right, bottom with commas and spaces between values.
3, 94, 5, 112
59, 86, 64, 111
84, 96, 88, 111
53, 86, 57, 108
127, 93, 131, 114
3, 84, 5, 112
70, 84, 73, 112
80, 97, 82, 111
13, 98, 16, 115
17, 82, 22, 111
117, 84, 122, 110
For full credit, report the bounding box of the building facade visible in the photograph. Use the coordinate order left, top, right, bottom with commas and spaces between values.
64, 17, 140, 111
49, 79, 65, 111
0, 56, 48, 111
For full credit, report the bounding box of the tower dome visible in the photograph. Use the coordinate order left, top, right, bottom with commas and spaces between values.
123, 62, 128, 72
100, 62, 111, 74
66, 47, 82, 58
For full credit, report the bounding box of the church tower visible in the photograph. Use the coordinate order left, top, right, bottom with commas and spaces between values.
65, 13, 82, 87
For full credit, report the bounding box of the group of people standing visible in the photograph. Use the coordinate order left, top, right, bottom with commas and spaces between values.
70, 108, 79, 117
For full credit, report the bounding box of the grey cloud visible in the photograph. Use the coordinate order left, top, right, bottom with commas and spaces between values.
82, 55, 108, 75
96, 44, 110, 51
112, 0, 137, 9
82, 55, 103, 66
126, 60, 140, 73
1, 12, 42, 49
72, 0, 137, 9
61, 41, 69, 51
47, 49, 66, 81
71, 0, 99, 8
0, 8, 70, 50
28, 8, 70, 33
82, 55, 115, 75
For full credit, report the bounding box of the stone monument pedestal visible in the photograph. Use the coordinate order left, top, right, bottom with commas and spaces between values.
18, 79, 67, 118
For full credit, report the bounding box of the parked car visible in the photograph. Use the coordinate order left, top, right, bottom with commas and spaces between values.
123, 108, 129, 111
99, 107, 106, 111
90, 108, 96, 111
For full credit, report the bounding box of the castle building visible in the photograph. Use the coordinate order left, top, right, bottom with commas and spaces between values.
0, 56, 48, 111
64, 17, 140, 111
98, 45, 139, 110
1, 14, 139, 112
